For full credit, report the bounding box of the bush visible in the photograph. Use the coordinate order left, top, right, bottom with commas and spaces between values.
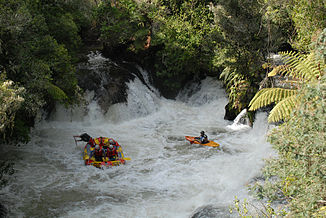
254, 75, 326, 216
0, 79, 24, 137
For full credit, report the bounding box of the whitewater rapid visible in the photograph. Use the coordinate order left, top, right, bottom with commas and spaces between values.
0, 55, 273, 218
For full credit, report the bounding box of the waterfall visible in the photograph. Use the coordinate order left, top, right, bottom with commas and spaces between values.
0, 52, 273, 218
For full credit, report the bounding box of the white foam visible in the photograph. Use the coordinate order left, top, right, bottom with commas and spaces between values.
0, 53, 273, 217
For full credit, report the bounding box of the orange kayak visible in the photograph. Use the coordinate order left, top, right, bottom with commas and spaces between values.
185, 136, 220, 147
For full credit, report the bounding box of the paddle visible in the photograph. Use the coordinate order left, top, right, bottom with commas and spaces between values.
73, 135, 82, 147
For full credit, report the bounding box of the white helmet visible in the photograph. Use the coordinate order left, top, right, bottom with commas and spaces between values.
95, 144, 100, 150
109, 144, 114, 149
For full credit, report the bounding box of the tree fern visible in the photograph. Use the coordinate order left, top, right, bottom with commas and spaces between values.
268, 51, 322, 82
249, 88, 297, 111
268, 94, 301, 123
220, 67, 249, 109
249, 51, 324, 122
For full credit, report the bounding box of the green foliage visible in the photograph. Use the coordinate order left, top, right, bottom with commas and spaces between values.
249, 51, 324, 122
46, 82, 68, 102
9, 115, 31, 143
249, 88, 297, 111
313, 28, 326, 65
263, 0, 326, 51
229, 197, 251, 217
0, 0, 91, 142
287, 0, 326, 51
215, 0, 325, 112
268, 51, 323, 81
219, 67, 251, 110
263, 0, 293, 42
0, 79, 24, 136
252, 75, 326, 216
0, 0, 323, 143
28, 0, 94, 54
95, 0, 150, 51
211, 0, 269, 111
229, 196, 287, 217
249, 88, 300, 123
267, 94, 299, 123
150, 0, 217, 91
96, 0, 218, 94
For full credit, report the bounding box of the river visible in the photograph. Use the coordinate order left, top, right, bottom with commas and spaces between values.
0, 54, 273, 218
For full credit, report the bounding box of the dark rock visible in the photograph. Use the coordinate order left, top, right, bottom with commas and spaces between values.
191, 205, 232, 218
224, 103, 238, 121
101, 42, 202, 99
102, 42, 135, 62
77, 55, 135, 112
278, 42, 296, 52
0, 203, 7, 218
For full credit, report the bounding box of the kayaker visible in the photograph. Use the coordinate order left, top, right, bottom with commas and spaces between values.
106, 144, 118, 161
195, 131, 209, 144
90, 144, 103, 161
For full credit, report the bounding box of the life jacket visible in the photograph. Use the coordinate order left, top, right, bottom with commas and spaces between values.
88, 138, 95, 147
106, 148, 117, 158
200, 134, 208, 143
94, 149, 102, 157
94, 137, 109, 147
99, 137, 105, 147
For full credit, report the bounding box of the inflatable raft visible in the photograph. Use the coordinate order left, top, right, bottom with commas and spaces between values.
82, 137, 128, 168
185, 136, 220, 147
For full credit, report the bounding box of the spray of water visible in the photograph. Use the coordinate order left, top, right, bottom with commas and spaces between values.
226, 109, 252, 132
0, 54, 273, 218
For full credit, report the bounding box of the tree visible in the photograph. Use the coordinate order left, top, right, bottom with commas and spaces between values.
149, 0, 217, 94
95, 0, 151, 52
262, 0, 326, 51
211, 0, 270, 112
0, 0, 90, 142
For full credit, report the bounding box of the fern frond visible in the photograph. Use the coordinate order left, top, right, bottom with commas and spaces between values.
268, 94, 302, 123
220, 67, 234, 83
249, 51, 322, 123
278, 51, 321, 81
249, 88, 297, 111
224, 73, 239, 90
279, 79, 302, 88
268, 65, 293, 77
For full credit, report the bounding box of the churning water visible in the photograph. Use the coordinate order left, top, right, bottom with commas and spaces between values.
0, 54, 274, 218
